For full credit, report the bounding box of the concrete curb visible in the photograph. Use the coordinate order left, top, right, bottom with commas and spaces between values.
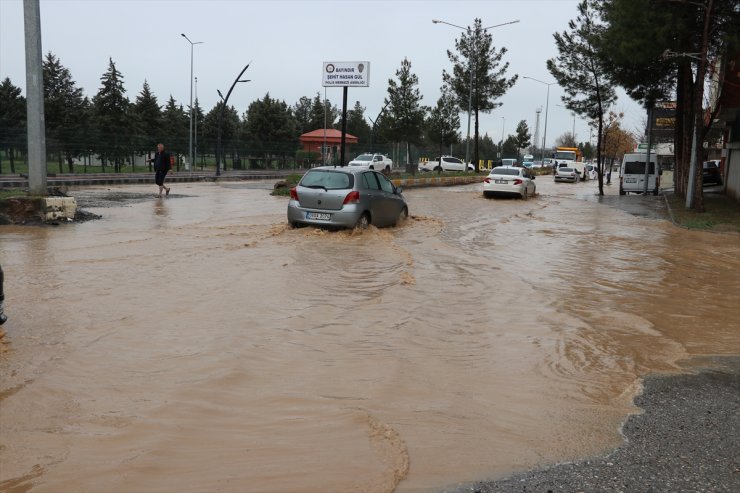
391, 175, 483, 189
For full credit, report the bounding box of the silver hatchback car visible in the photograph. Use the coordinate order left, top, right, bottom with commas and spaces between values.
287, 166, 408, 229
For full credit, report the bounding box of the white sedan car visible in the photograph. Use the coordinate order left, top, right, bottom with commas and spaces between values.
419, 155, 474, 172
483, 166, 536, 199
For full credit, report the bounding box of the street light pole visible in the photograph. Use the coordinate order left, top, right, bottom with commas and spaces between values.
523, 76, 556, 164
216, 63, 251, 176
432, 18, 519, 170
181, 33, 203, 176
194, 76, 199, 170
500, 116, 505, 157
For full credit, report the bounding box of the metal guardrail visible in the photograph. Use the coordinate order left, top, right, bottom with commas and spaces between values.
0, 169, 305, 188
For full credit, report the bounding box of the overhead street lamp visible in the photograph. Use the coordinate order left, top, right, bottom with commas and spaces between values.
523, 76, 557, 164
432, 18, 519, 170
216, 64, 251, 176
181, 33, 203, 176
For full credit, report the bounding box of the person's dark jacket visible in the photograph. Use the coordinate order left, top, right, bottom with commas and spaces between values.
153, 151, 171, 172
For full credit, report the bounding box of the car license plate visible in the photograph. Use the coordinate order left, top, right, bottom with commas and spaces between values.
307, 212, 331, 220
625, 178, 637, 183
495, 179, 507, 184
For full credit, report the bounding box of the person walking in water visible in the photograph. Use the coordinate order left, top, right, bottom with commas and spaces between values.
0, 264, 7, 325
149, 143, 172, 197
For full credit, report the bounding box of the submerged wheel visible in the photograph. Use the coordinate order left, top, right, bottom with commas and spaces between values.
356, 213, 370, 229
522, 188, 529, 200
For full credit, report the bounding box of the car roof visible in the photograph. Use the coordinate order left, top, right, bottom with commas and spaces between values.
310, 165, 373, 175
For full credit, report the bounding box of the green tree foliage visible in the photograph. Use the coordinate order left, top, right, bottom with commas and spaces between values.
341, 101, 372, 146
599, 0, 740, 209
426, 84, 461, 163
547, 0, 616, 195
92, 58, 131, 171
384, 57, 427, 172
42, 52, 86, 172
0, 77, 26, 173
501, 134, 518, 159
514, 119, 531, 159
244, 93, 297, 161
293, 95, 313, 135
309, 92, 339, 131
444, 18, 518, 171
161, 95, 189, 169
132, 80, 162, 166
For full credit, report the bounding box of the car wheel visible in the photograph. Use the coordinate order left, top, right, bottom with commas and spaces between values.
356, 213, 370, 230
395, 206, 409, 226
434, 165, 441, 172
522, 188, 529, 200
483, 191, 493, 199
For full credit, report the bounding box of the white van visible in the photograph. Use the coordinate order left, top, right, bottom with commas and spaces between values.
619, 153, 660, 195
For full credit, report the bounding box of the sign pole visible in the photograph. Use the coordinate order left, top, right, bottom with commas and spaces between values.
340, 86, 348, 167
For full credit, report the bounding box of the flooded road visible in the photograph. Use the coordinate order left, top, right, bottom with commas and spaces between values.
1, 178, 739, 493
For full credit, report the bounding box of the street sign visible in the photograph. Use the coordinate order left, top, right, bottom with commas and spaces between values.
322, 61, 370, 87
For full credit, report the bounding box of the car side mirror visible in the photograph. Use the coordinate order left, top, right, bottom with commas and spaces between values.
395, 186, 403, 194
531, 175, 535, 180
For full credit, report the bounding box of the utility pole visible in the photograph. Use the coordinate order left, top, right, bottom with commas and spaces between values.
24, 0, 46, 195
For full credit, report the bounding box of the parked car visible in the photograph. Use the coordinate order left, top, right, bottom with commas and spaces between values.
483, 166, 536, 199
501, 158, 518, 167
419, 155, 474, 172
287, 166, 408, 229
554, 167, 580, 183
703, 160, 723, 186
347, 153, 393, 172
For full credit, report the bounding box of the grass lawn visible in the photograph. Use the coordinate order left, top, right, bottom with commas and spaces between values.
665, 192, 740, 233
0, 189, 28, 200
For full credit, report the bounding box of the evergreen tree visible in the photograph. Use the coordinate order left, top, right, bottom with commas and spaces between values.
293, 95, 313, 135
513, 119, 531, 161
245, 93, 297, 162
340, 101, 372, 146
547, 0, 616, 195
384, 57, 427, 173
426, 84, 461, 168
0, 77, 26, 174
133, 80, 162, 167
92, 58, 131, 172
309, 92, 338, 131
161, 95, 188, 169
42, 52, 86, 172
444, 18, 518, 171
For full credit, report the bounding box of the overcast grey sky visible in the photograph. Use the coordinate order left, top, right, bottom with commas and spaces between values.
0, 0, 646, 148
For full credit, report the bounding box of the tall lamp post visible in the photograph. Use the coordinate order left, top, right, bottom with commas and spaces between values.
432, 18, 519, 170
216, 64, 250, 176
523, 76, 556, 164
500, 116, 505, 157
195, 76, 200, 170
181, 33, 203, 176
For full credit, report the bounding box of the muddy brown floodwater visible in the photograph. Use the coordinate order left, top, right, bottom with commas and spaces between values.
1, 179, 738, 493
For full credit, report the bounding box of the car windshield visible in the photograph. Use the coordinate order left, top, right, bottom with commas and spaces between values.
443, 157, 462, 164
490, 167, 520, 176
553, 151, 576, 160
353, 154, 373, 162
300, 170, 353, 190
624, 161, 656, 174
559, 167, 574, 172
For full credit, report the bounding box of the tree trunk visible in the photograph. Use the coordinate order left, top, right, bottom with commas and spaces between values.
58, 152, 63, 174
597, 116, 604, 196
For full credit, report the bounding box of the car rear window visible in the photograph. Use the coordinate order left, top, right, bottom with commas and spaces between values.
300, 170, 353, 190
703, 161, 718, 169
559, 167, 574, 172
624, 161, 655, 174
490, 167, 519, 176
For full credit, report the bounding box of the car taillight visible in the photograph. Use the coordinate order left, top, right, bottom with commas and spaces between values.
289, 187, 299, 200
514, 179, 523, 185
484, 178, 491, 183
343, 190, 360, 204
